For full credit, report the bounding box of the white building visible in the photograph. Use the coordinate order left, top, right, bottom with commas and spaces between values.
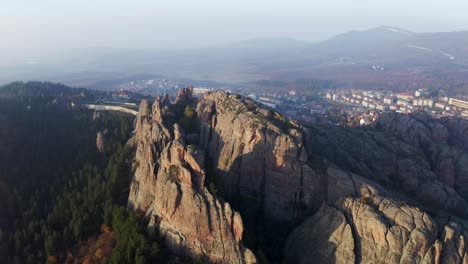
413, 99, 423, 106
435, 102, 447, 109
449, 98, 468, 109
422, 99, 434, 108
397, 100, 409, 107
376, 104, 388, 111
439, 97, 450, 103
383, 97, 394, 105
397, 93, 415, 101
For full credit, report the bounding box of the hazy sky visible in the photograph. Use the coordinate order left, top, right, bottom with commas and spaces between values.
2, 0, 468, 62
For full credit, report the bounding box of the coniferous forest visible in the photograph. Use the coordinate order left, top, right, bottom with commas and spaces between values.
0, 85, 160, 263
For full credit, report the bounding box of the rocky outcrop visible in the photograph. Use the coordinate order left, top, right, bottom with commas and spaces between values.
196, 91, 324, 221
374, 112, 468, 151
128, 89, 468, 263
127, 99, 171, 211
175, 86, 194, 105
307, 121, 468, 218
286, 164, 468, 264
96, 129, 109, 153
284, 204, 355, 264
374, 112, 468, 202
128, 95, 255, 263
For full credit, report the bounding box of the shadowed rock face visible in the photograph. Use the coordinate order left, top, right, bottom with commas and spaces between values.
307, 116, 468, 218
128, 89, 468, 263
284, 203, 355, 264
287, 165, 468, 264
374, 112, 468, 202
128, 96, 255, 264
286, 111, 468, 264
196, 91, 325, 221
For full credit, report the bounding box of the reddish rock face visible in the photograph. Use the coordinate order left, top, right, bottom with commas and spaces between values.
196, 91, 325, 221
128, 89, 468, 263
174, 86, 194, 105
128, 94, 255, 263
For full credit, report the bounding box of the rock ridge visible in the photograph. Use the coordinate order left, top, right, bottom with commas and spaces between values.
128, 94, 255, 263
128, 89, 468, 263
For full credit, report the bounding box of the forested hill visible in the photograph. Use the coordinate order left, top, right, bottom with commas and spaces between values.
0, 81, 93, 97
0, 92, 162, 263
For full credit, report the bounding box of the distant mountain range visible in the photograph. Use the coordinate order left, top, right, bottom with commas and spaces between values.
2, 26, 468, 92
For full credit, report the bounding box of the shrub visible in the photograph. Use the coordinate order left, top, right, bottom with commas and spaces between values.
178, 106, 199, 134
187, 145, 197, 154
245, 101, 256, 111
358, 195, 371, 204
209, 182, 218, 197
168, 165, 180, 183
184, 106, 195, 119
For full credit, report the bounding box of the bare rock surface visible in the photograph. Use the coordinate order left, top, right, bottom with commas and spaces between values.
96, 129, 109, 153
374, 112, 468, 203
196, 91, 325, 221
128, 89, 468, 263
307, 119, 468, 218
284, 204, 355, 264
288, 164, 468, 264
128, 94, 255, 263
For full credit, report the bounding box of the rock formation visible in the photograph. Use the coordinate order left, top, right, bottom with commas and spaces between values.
96, 129, 109, 153
286, 164, 468, 264
196, 91, 324, 221
174, 86, 194, 105
284, 204, 355, 264
374, 112, 468, 202
307, 119, 468, 218
128, 95, 255, 263
128, 89, 468, 263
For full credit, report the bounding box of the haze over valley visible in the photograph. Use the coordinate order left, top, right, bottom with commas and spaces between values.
3, 26, 468, 94
2, 1, 468, 264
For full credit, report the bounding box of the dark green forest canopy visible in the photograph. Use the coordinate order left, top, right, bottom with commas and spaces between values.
0, 90, 159, 263
0, 81, 89, 97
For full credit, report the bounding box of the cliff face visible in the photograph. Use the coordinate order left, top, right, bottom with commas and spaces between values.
286, 112, 468, 264
287, 164, 468, 263
128, 89, 468, 263
307, 117, 468, 218
374, 112, 468, 201
127, 95, 255, 263
196, 91, 324, 221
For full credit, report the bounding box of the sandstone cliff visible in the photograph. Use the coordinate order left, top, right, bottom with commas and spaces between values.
286, 164, 468, 264
196, 91, 324, 221
128, 95, 255, 263
374, 112, 468, 202
307, 118, 468, 218
128, 89, 468, 263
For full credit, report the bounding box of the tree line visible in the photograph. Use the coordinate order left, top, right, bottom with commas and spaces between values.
0, 94, 159, 263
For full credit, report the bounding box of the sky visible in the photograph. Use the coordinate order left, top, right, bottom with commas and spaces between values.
2, 0, 468, 62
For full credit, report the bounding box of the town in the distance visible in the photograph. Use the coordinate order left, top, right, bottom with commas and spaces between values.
324, 88, 468, 125
93, 76, 468, 128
